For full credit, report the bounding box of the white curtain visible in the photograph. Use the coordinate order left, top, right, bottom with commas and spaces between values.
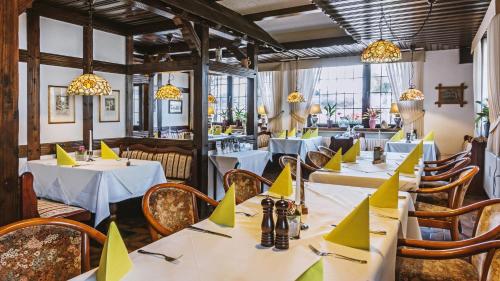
258, 71, 283, 133
487, 14, 500, 155
473, 40, 483, 137
289, 64, 322, 129
387, 62, 424, 137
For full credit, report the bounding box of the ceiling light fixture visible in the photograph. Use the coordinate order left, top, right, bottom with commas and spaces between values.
287, 56, 305, 103
155, 73, 182, 100
400, 45, 424, 101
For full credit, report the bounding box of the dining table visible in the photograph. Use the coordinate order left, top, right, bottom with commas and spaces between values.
23, 157, 167, 226
384, 139, 438, 161
70, 182, 420, 281
268, 136, 323, 158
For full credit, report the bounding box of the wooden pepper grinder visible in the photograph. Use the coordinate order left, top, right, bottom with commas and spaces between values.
274, 196, 289, 250
260, 196, 275, 247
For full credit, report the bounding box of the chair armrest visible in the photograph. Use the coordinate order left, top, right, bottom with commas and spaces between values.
423, 151, 468, 166
408, 198, 500, 218
398, 227, 500, 249
397, 240, 500, 259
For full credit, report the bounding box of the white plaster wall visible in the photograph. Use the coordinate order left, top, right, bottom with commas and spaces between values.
160, 72, 191, 127
423, 50, 475, 156
19, 13, 27, 49
40, 17, 83, 57
19, 62, 27, 145
94, 29, 125, 64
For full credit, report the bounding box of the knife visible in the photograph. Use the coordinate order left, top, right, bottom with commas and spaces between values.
187, 226, 232, 238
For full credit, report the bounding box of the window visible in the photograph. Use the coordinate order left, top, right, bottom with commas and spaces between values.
312, 65, 363, 124
132, 85, 141, 127
232, 76, 247, 112
370, 64, 395, 124
209, 74, 228, 122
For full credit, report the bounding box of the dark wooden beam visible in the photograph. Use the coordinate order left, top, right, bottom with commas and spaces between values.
27, 9, 41, 160
128, 20, 178, 35
82, 24, 93, 149
142, 83, 149, 131
173, 16, 201, 56
18, 0, 34, 14
125, 36, 134, 136
227, 76, 233, 124
0, 0, 20, 225
193, 23, 209, 202
282, 36, 356, 50
244, 4, 318, 21
208, 61, 256, 78
156, 74, 163, 131
134, 0, 282, 48
361, 64, 370, 128
128, 58, 195, 74
147, 74, 155, 137
246, 43, 258, 147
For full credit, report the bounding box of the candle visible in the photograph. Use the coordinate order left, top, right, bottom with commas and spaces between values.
89, 130, 93, 152
295, 155, 301, 205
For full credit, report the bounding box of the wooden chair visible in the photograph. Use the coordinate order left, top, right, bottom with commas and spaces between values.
397, 199, 500, 281
410, 166, 480, 241
0, 218, 105, 281
306, 151, 331, 169
424, 150, 471, 167
223, 169, 273, 204
423, 156, 471, 176
318, 146, 336, 158
20, 172, 91, 222
142, 183, 218, 241
420, 157, 471, 188
257, 131, 271, 150
278, 155, 317, 181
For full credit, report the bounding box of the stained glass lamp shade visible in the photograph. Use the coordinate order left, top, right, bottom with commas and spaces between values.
67, 73, 112, 96
361, 39, 402, 63
208, 94, 217, 104
287, 90, 305, 103
400, 87, 424, 101
155, 83, 182, 100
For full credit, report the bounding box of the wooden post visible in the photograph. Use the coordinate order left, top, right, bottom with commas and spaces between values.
27, 9, 41, 160
247, 43, 258, 146
82, 24, 93, 148
193, 23, 209, 201
362, 64, 370, 128
142, 82, 149, 132
156, 73, 163, 132
0, 0, 20, 225
227, 75, 233, 124
125, 35, 134, 136
147, 74, 155, 137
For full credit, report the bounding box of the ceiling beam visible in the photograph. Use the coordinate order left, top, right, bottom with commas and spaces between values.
128, 20, 178, 35
281, 36, 357, 50
244, 4, 319, 21
18, 0, 34, 14
173, 16, 201, 56
134, 0, 283, 49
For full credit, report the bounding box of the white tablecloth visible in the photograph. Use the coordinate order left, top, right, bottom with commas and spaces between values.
23, 158, 167, 226
309, 152, 423, 192
385, 140, 438, 161
208, 150, 272, 199
70, 183, 420, 281
268, 136, 323, 158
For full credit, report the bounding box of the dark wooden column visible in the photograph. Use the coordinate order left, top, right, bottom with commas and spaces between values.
227, 75, 233, 124
0, 0, 20, 225
147, 74, 155, 137
82, 24, 93, 148
27, 9, 41, 160
246, 43, 258, 145
125, 35, 134, 136
361, 64, 371, 128
193, 24, 209, 199
156, 73, 163, 131
142, 82, 149, 132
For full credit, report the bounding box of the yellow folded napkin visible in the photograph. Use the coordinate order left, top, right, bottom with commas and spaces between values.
417, 140, 424, 159
97, 221, 133, 281
397, 146, 419, 175
296, 258, 323, 281
209, 183, 236, 227
101, 141, 119, 160
302, 129, 312, 139
423, 131, 434, 141
311, 128, 319, 137
213, 126, 222, 135
288, 128, 296, 138
208, 127, 213, 134
390, 130, 404, 141
324, 197, 370, 251
268, 163, 293, 197
342, 144, 357, 163
224, 127, 233, 134
370, 172, 399, 209
277, 130, 287, 138
323, 148, 342, 172
56, 144, 76, 166
355, 139, 361, 156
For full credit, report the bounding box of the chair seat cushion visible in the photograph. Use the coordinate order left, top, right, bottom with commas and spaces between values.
397, 257, 478, 281
417, 192, 449, 207
37, 199, 88, 218
414, 202, 452, 222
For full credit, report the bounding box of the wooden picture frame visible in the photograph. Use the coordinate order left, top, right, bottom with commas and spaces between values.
434, 83, 468, 107
168, 100, 183, 114
48, 85, 75, 124
99, 90, 120, 122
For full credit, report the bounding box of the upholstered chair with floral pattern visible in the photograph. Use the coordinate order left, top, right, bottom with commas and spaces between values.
396, 198, 500, 281
142, 183, 218, 241
278, 155, 317, 181
318, 146, 336, 158
0, 218, 105, 281
223, 169, 273, 204
306, 151, 331, 169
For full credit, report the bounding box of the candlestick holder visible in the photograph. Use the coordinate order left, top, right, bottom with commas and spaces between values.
86, 150, 95, 162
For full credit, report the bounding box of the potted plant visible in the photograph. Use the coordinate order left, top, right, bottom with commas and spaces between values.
233, 107, 247, 127
475, 100, 490, 137
219, 109, 228, 127
323, 103, 337, 128
363, 108, 381, 129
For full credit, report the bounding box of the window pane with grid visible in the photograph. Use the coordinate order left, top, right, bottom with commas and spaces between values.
370, 64, 395, 124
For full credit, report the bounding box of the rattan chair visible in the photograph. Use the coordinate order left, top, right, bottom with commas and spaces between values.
306, 151, 331, 169
420, 157, 471, 188
424, 150, 471, 167
318, 146, 336, 158
142, 183, 218, 241
223, 169, 273, 204
278, 155, 317, 181
410, 166, 480, 241
0, 218, 106, 280
397, 199, 500, 281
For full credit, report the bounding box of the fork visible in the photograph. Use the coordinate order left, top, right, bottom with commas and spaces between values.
236, 211, 257, 217
308, 245, 367, 264
137, 249, 182, 263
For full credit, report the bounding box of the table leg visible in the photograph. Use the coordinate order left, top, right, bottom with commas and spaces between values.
213, 165, 217, 200
109, 203, 118, 222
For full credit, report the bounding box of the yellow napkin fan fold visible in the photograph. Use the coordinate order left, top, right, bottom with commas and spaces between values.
342, 144, 357, 163
397, 145, 419, 175
268, 163, 293, 197
390, 130, 404, 142
101, 141, 119, 160
224, 127, 233, 135
370, 172, 399, 209
97, 221, 133, 281
209, 183, 236, 227
423, 131, 434, 141
302, 129, 312, 139
277, 130, 287, 138
288, 128, 296, 138
324, 197, 370, 251
296, 258, 323, 281
323, 148, 342, 172
56, 144, 77, 166
354, 139, 361, 156
311, 128, 319, 137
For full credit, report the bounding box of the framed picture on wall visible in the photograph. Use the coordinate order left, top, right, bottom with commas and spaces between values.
434, 83, 468, 107
168, 100, 183, 114
48, 85, 75, 124
99, 90, 120, 122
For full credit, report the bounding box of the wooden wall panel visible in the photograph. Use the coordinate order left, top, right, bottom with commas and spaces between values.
27, 9, 41, 160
